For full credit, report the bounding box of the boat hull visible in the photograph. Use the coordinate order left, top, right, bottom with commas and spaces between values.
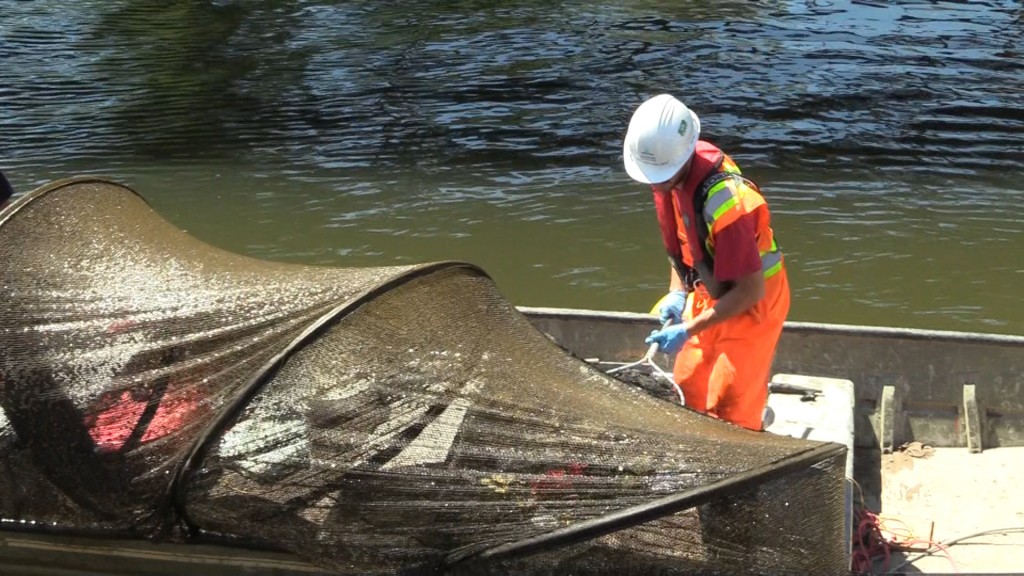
520, 306, 1024, 451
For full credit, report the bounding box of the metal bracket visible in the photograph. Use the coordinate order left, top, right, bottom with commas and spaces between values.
880, 385, 898, 454
963, 384, 983, 453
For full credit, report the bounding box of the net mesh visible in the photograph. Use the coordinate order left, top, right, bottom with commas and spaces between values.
0, 178, 847, 575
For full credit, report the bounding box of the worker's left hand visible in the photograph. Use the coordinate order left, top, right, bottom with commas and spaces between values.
645, 324, 690, 355
657, 290, 688, 324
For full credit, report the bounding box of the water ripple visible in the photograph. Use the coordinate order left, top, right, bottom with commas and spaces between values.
2, 0, 1021, 176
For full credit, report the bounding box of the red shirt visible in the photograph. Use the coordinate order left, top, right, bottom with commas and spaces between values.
711, 212, 762, 282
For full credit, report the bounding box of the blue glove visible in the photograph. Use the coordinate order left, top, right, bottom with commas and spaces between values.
645, 324, 690, 355
657, 290, 688, 324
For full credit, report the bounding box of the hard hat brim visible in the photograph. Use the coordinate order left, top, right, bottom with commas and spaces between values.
623, 147, 689, 184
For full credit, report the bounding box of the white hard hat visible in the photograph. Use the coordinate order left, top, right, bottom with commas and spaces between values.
622, 94, 701, 184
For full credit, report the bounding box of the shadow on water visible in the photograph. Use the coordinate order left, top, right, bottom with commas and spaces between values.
90, 1, 301, 159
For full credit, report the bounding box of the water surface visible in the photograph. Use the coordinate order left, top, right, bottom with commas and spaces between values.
3, 0, 1022, 333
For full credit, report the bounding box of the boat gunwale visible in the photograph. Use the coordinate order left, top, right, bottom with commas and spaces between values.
518, 306, 1024, 346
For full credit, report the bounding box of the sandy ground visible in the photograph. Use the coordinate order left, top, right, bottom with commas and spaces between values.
873, 445, 1024, 574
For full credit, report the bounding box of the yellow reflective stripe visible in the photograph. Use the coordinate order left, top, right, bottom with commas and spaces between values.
762, 255, 783, 278
760, 242, 783, 278
704, 180, 737, 224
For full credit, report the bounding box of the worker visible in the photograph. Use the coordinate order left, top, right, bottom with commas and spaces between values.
622, 94, 790, 431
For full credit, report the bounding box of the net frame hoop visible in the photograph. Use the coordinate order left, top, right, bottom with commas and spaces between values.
166, 260, 489, 536
0, 176, 154, 228
445, 441, 845, 566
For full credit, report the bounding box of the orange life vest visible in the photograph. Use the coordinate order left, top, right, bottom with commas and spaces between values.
652, 141, 783, 298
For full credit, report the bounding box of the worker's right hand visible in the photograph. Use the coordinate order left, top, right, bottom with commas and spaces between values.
645, 324, 690, 355
657, 290, 688, 324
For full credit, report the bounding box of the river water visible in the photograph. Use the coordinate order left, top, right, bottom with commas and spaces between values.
3, 0, 1022, 334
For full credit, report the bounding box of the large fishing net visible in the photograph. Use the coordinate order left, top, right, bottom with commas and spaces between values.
0, 178, 847, 575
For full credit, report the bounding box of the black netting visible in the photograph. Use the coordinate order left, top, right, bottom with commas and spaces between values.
0, 178, 848, 575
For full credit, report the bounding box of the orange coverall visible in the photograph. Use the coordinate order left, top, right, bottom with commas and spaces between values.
654, 141, 790, 430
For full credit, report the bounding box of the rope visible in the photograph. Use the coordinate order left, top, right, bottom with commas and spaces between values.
850, 478, 1024, 575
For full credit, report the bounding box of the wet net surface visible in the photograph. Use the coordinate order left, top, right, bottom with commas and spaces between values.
607, 365, 682, 405
0, 178, 848, 575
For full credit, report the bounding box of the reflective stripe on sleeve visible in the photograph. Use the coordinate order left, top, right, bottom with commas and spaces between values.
760, 239, 783, 278
703, 179, 737, 225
